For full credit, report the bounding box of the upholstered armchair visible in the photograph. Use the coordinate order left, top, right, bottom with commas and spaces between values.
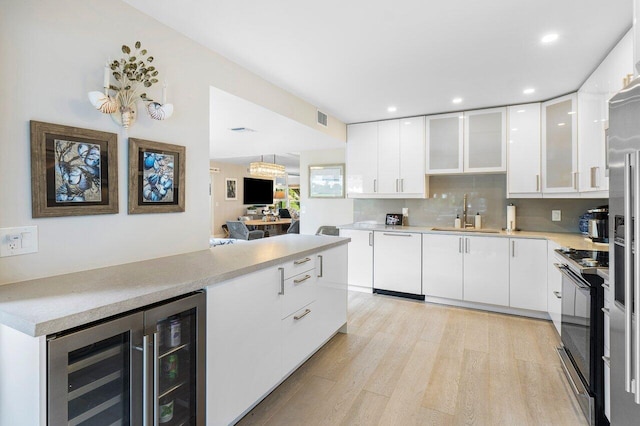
226, 221, 265, 240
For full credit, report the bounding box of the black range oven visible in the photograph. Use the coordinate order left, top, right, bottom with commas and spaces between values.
554, 248, 607, 426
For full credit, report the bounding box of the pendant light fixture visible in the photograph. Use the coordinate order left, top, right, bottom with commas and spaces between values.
249, 155, 286, 178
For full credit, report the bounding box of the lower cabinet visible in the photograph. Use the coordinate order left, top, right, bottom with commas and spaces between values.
374, 231, 423, 295
547, 241, 562, 335
339, 229, 373, 291
206, 245, 348, 426
463, 236, 510, 306
509, 238, 547, 311
422, 234, 463, 299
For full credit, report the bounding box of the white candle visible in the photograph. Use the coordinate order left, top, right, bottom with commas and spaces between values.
162, 83, 167, 105
103, 63, 110, 89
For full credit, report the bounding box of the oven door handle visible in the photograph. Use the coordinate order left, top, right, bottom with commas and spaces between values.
555, 264, 590, 290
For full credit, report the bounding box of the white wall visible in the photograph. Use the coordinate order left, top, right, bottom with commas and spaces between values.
0, 0, 345, 284
299, 149, 354, 235
210, 161, 255, 237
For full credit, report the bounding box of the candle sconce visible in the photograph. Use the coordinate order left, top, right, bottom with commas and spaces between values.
88, 41, 173, 129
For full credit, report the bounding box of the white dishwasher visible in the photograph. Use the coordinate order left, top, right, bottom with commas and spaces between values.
373, 230, 423, 299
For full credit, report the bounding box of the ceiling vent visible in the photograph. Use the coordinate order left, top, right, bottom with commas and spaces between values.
317, 110, 328, 127
230, 127, 256, 133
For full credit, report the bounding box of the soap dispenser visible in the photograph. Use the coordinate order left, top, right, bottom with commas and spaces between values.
454, 215, 461, 229
474, 212, 482, 229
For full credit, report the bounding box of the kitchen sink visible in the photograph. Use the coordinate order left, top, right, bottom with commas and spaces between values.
430, 227, 501, 233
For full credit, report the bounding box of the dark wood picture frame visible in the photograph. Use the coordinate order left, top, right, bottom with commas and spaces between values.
128, 138, 185, 214
30, 120, 119, 218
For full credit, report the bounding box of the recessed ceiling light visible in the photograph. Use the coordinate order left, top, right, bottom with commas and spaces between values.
517, 109, 526, 113
387, 106, 397, 112
404, 121, 412, 125
511, 128, 518, 131
541, 33, 559, 44
523, 88, 535, 95
452, 98, 463, 104
568, 111, 576, 115
558, 122, 566, 126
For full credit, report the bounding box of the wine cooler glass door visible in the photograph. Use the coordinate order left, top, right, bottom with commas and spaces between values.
48, 312, 144, 426
143, 292, 206, 426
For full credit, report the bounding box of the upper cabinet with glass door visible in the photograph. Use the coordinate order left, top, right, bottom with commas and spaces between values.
426, 108, 506, 175
425, 112, 464, 174
541, 94, 578, 194
464, 107, 507, 172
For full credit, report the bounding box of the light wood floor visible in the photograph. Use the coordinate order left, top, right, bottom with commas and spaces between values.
237, 291, 586, 426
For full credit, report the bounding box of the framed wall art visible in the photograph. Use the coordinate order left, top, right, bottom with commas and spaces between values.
309, 164, 344, 198
225, 178, 237, 201
128, 138, 185, 214
30, 120, 119, 218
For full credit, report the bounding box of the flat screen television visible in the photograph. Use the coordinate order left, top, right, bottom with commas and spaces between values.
243, 177, 274, 205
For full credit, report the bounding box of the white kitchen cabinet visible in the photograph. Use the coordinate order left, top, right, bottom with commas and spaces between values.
541, 94, 578, 194
509, 238, 547, 311
348, 118, 426, 198
547, 241, 562, 335
398, 116, 427, 195
207, 267, 283, 426
374, 231, 422, 296
426, 112, 464, 174
422, 233, 464, 299
315, 245, 348, 338
339, 229, 373, 291
346, 122, 378, 196
377, 120, 401, 194
464, 107, 507, 172
463, 236, 510, 306
507, 103, 542, 197
578, 30, 632, 196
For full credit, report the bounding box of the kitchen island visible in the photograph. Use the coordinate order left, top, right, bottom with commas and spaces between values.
0, 234, 349, 426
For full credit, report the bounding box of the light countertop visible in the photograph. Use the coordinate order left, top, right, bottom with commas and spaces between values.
338, 223, 609, 251
0, 235, 349, 337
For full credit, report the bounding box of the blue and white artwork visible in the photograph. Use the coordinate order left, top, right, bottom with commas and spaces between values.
142, 151, 175, 203
54, 140, 102, 203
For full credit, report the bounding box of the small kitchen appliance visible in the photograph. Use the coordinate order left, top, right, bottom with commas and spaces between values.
587, 206, 609, 243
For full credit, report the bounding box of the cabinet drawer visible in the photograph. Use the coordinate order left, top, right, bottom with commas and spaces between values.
282, 302, 320, 374
604, 359, 611, 421
282, 256, 315, 279
281, 269, 317, 319
603, 306, 610, 352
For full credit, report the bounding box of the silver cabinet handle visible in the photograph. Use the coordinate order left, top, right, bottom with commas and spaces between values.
458, 237, 462, 254
278, 267, 285, 295
401, 178, 404, 192
553, 291, 562, 299
383, 233, 411, 237
602, 282, 610, 290
625, 153, 633, 394
536, 174, 540, 192
294, 274, 312, 284
294, 308, 311, 320
511, 240, 515, 258
634, 151, 640, 403
317, 255, 323, 278
573, 171, 578, 190
590, 166, 597, 188
294, 257, 311, 265
141, 334, 149, 425
465, 238, 470, 254
558, 348, 589, 398
603, 356, 611, 367
602, 307, 610, 316
396, 178, 399, 192
153, 332, 159, 425
368, 232, 373, 246
374, 179, 377, 192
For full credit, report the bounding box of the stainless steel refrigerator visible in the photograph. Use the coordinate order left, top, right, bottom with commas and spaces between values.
609, 77, 640, 425
46, 291, 205, 425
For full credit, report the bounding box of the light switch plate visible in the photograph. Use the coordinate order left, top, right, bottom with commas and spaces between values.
0, 226, 38, 257
552, 210, 562, 222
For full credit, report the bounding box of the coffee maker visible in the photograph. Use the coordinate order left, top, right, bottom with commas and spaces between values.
587, 205, 609, 243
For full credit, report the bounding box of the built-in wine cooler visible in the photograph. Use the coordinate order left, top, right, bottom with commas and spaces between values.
47, 291, 205, 425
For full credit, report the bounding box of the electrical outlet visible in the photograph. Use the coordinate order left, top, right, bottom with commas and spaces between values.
552, 210, 562, 221
0, 226, 38, 257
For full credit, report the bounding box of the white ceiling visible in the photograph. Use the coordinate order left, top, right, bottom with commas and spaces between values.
124, 0, 632, 125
